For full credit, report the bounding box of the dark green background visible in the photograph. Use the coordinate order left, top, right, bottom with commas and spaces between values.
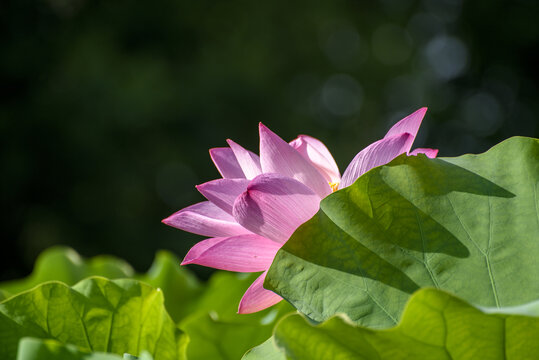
1, 0, 537, 279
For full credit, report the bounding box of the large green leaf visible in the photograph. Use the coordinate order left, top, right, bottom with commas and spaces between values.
0, 247, 134, 298
0, 277, 184, 360
266, 136, 539, 327
245, 288, 539, 360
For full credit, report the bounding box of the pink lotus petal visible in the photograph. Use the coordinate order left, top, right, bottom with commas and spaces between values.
238, 271, 282, 314
232, 173, 320, 243
290, 135, 341, 184
181, 234, 281, 272
340, 133, 412, 189
384, 107, 428, 154
259, 123, 331, 199
162, 201, 251, 237
410, 147, 439, 158
209, 147, 245, 179
227, 139, 263, 179
196, 178, 250, 215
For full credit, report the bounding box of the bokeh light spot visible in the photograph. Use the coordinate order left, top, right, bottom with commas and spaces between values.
425, 35, 468, 80
321, 74, 363, 116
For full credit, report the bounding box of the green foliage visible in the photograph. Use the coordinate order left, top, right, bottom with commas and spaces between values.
0, 289, 8, 302
242, 338, 286, 360
0, 247, 134, 298
267, 136, 539, 327
0, 248, 292, 360
183, 272, 256, 320
135, 250, 203, 323
3, 136, 539, 359
182, 314, 277, 360
179, 272, 294, 360
0, 278, 184, 360
246, 288, 539, 359
16, 337, 156, 360
16, 337, 137, 360
0, 247, 203, 323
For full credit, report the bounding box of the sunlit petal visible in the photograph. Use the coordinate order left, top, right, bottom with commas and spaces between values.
290, 135, 341, 183
209, 147, 245, 179
259, 123, 331, 198
227, 139, 263, 179
181, 234, 281, 272
196, 178, 249, 215
162, 201, 251, 237
340, 133, 412, 188
233, 173, 320, 243
410, 147, 439, 158
238, 271, 282, 314
384, 107, 428, 154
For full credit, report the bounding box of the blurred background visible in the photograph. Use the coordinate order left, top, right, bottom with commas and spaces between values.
1, 0, 538, 280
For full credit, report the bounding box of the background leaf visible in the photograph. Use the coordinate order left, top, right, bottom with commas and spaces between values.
181, 313, 278, 360
0, 247, 292, 360
0, 277, 184, 360
0, 247, 203, 324
267, 136, 539, 327
242, 338, 286, 360
0, 289, 8, 302
16, 337, 130, 360
0, 247, 134, 297
251, 288, 539, 359
179, 272, 294, 360
135, 250, 203, 323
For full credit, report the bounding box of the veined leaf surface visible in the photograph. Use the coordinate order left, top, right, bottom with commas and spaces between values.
245, 288, 539, 359
0, 277, 184, 360
267, 137, 539, 327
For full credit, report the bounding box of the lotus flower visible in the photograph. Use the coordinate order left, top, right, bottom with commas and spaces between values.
162, 107, 437, 313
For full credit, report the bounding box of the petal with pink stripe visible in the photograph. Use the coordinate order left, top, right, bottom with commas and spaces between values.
181, 234, 281, 272
162, 201, 251, 237
232, 173, 320, 243
384, 107, 428, 154
238, 271, 283, 314
290, 135, 341, 184
209, 147, 245, 179
340, 133, 412, 189
259, 123, 331, 198
227, 139, 262, 179
410, 147, 439, 158
196, 178, 250, 215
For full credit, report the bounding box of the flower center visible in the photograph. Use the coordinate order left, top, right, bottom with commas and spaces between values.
329, 181, 339, 192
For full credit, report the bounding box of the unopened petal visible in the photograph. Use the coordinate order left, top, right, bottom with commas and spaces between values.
384, 107, 428, 154
259, 123, 331, 198
197, 178, 250, 215
162, 201, 251, 237
238, 271, 282, 314
290, 135, 340, 184
340, 133, 412, 189
232, 173, 320, 243
181, 234, 281, 272
227, 139, 262, 179
410, 147, 439, 158
209, 147, 245, 179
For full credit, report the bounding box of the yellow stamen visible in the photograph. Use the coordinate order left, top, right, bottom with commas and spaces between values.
329, 181, 339, 192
